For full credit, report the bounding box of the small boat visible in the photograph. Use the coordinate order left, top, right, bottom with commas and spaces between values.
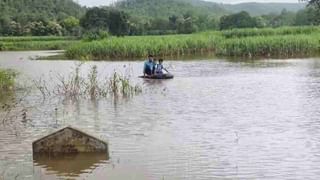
33, 126, 108, 154
139, 73, 174, 79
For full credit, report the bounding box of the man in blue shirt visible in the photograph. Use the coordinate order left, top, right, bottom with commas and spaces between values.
143, 55, 155, 76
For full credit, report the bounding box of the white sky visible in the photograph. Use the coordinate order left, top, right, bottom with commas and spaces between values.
76, 0, 299, 7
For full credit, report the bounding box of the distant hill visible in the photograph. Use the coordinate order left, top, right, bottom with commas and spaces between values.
114, 0, 306, 19
115, 0, 229, 19
0, 0, 306, 26
222, 3, 306, 16
0, 0, 85, 24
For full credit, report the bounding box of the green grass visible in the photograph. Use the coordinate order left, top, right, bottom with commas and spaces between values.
1, 27, 320, 59
217, 34, 320, 58
0, 40, 78, 51
221, 26, 320, 38
66, 26, 320, 60
66, 33, 223, 60
0, 36, 79, 51
0, 36, 76, 42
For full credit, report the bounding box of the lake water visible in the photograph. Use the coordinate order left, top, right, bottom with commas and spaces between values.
1, 51, 320, 179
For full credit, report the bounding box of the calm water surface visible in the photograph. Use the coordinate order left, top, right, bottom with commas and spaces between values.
1, 51, 320, 179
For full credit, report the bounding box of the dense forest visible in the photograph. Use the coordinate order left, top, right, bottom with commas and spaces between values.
0, 0, 318, 36
0, 0, 85, 36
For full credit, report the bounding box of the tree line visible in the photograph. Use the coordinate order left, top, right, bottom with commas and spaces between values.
0, 0, 319, 37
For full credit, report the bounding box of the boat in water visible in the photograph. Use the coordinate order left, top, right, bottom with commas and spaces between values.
139, 73, 174, 79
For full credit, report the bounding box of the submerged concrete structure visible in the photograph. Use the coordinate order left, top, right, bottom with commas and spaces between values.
32, 126, 108, 154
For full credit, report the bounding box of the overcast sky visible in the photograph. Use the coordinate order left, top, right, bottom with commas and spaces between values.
76, 0, 299, 7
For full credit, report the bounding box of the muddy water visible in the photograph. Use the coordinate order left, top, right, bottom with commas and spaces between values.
1, 51, 320, 179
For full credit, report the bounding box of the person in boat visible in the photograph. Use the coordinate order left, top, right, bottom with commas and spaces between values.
155, 59, 166, 75
143, 55, 156, 76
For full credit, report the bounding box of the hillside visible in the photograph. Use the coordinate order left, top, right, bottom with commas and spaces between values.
222, 3, 306, 16
115, 0, 306, 19
0, 0, 85, 25
115, 0, 229, 19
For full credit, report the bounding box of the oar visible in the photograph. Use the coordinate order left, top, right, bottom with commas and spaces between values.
163, 68, 170, 74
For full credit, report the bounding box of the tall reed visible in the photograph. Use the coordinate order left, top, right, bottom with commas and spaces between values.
217, 34, 320, 58
221, 26, 320, 38
66, 33, 223, 60
65, 26, 320, 60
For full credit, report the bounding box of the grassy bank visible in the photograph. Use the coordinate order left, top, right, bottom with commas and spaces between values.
0, 36, 79, 51
65, 26, 320, 60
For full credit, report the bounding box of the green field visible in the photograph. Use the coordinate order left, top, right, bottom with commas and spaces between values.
0, 26, 320, 59
65, 26, 320, 60
0, 36, 79, 51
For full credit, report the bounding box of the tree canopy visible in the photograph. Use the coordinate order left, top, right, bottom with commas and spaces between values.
219, 11, 259, 30
0, 0, 85, 36
80, 7, 130, 36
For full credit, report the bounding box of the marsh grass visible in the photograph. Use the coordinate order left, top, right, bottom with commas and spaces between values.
108, 71, 142, 98
65, 26, 320, 59
0, 69, 16, 93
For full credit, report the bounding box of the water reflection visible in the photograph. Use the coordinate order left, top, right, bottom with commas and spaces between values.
33, 153, 109, 179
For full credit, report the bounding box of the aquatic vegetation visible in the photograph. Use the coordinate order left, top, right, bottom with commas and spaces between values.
0, 69, 18, 123
34, 65, 142, 101
0, 69, 16, 92
108, 71, 142, 98
65, 26, 320, 60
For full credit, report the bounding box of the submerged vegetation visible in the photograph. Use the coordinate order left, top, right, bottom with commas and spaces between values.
0, 69, 16, 102
66, 26, 320, 59
0, 69, 16, 91
34, 65, 142, 101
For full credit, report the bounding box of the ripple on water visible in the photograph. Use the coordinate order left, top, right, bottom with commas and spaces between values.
1, 52, 320, 179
